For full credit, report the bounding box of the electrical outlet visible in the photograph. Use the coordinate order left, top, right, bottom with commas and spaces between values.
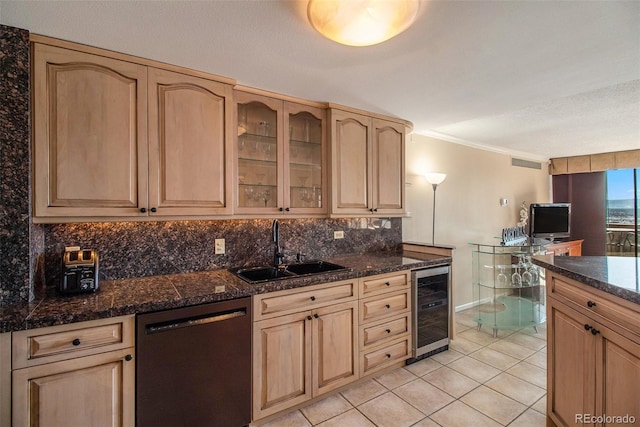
214, 285, 226, 293
334, 230, 344, 239
214, 238, 225, 254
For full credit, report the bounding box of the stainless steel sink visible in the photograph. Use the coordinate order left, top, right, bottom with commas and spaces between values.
234, 261, 346, 284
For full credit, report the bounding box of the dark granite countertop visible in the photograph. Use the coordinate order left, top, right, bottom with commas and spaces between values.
1, 251, 451, 332
532, 255, 640, 305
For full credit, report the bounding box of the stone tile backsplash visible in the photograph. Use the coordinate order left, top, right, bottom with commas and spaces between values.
43, 217, 402, 286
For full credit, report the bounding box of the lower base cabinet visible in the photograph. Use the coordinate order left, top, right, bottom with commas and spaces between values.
252, 271, 412, 422
252, 283, 358, 420
11, 315, 135, 427
547, 272, 640, 427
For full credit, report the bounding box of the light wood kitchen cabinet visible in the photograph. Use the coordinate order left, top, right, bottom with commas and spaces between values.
329, 108, 405, 217
235, 89, 327, 215
32, 42, 149, 219
12, 315, 135, 427
547, 272, 640, 427
32, 38, 234, 221
358, 270, 412, 376
147, 67, 233, 216
252, 280, 357, 420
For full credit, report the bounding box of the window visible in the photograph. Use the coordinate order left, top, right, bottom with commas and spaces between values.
605, 168, 639, 257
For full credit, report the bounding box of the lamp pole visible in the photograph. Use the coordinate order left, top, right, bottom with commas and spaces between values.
424, 173, 447, 246
431, 183, 438, 245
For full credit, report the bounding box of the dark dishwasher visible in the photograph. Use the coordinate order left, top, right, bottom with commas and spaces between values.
136, 297, 251, 427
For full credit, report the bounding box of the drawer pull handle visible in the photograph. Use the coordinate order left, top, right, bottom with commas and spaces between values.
587, 300, 597, 308
307, 315, 312, 321
124, 354, 133, 362
591, 328, 600, 336
72, 338, 81, 346
385, 282, 391, 287
310, 296, 316, 301
385, 304, 391, 309
385, 329, 391, 334
314, 313, 319, 319
385, 353, 391, 358
584, 324, 592, 331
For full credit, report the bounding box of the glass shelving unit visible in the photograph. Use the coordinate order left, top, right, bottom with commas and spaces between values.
470, 241, 547, 337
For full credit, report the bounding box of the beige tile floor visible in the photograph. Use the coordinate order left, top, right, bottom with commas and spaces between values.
260, 309, 547, 427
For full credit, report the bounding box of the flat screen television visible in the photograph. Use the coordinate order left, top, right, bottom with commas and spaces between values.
529, 203, 571, 240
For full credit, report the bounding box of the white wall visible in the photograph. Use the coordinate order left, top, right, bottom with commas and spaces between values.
403, 134, 551, 308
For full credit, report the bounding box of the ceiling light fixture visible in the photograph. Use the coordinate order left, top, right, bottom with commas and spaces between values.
307, 0, 420, 47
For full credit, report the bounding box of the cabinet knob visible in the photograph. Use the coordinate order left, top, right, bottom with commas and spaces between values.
279, 207, 284, 212
307, 315, 312, 321
385, 282, 391, 287
385, 304, 391, 309
385, 329, 391, 334
587, 300, 597, 308
584, 324, 592, 331
385, 353, 391, 358
373, 208, 378, 212
150, 207, 157, 213
140, 207, 147, 213
285, 207, 290, 212
125, 354, 133, 362
310, 296, 316, 301
314, 313, 319, 319
590, 328, 600, 336
72, 338, 81, 346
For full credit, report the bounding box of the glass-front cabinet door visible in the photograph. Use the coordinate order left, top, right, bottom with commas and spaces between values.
235, 91, 326, 215
285, 103, 326, 214
236, 93, 282, 213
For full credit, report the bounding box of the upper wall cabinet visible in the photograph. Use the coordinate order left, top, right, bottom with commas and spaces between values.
235, 90, 327, 216
329, 109, 405, 217
33, 43, 149, 220
147, 68, 233, 216
32, 40, 234, 221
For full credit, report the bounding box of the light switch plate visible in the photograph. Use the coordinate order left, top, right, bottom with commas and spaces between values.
214, 238, 225, 254
334, 231, 344, 239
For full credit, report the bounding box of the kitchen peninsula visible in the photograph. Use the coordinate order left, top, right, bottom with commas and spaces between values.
532, 255, 640, 427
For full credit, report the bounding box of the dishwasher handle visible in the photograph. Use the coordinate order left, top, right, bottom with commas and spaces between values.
144, 308, 247, 335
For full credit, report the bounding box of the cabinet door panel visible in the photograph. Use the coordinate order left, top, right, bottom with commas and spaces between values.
148, 68, 232, 215
312, 302, 358, 395
12, 348, 134, 427
33, 44, 148, 218
372, 120, 404, 212
601, 330, 640, 424
253, 313, 311, 419
548, 301, 596, 426
331, 111, 371, 213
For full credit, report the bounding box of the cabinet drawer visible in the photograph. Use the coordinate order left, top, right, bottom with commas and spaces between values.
361, 338, 409, 375
550, 274, 640, 338
359, 291, 409, 324
360, 271, 409, 297
13, 315, 135, 369
360, 314, 409, 350
254, 279, 357, 320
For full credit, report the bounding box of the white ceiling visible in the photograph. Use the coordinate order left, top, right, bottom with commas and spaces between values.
2, 0, 639, 161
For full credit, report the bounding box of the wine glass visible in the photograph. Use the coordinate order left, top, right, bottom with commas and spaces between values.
511, 264, 522, 287
262, 188, 271, 207
263, 143, 272, 161
496, 265, 508, 287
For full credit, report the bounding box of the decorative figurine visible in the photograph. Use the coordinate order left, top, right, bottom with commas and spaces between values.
517, 201, 528, 227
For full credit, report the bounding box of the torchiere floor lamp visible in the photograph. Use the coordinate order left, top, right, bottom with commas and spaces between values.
424, 173, 447, 245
